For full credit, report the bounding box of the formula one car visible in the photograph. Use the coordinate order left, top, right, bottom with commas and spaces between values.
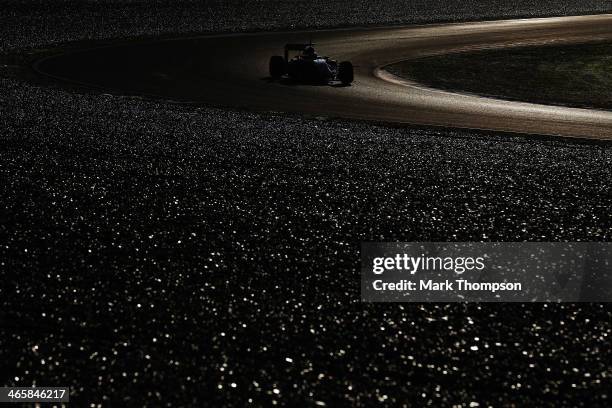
269, 43, 354, 85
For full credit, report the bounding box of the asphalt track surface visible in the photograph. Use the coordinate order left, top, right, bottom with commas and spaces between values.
35, 14, 612, 139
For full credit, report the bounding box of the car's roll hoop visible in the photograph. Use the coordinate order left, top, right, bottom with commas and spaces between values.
284, 43, 316, 61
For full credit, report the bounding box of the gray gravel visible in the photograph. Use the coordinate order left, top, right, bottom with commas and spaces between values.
4, 0, 612, 51
2, 1, 612, 406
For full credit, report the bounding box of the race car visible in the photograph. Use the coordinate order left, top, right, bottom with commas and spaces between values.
269, 43, 354, 85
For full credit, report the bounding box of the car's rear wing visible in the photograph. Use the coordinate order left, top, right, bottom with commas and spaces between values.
284, 43, 315, 61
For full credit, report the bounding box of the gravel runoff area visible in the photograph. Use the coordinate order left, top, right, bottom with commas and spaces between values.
4, 0, 612, 52
2, 1, 612, 407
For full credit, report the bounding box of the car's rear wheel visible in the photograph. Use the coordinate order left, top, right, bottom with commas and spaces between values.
269, 56, 286, 78
338, 61, 354, 85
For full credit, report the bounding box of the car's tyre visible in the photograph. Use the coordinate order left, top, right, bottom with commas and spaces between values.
269, 56, 286, 78
338, 61, 354, 85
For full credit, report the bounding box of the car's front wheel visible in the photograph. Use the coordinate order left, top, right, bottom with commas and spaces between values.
337, 61, 354, 85
269, 56, 286, 78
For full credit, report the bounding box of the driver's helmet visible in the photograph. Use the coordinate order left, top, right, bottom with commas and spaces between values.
303, 46, 316, 58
